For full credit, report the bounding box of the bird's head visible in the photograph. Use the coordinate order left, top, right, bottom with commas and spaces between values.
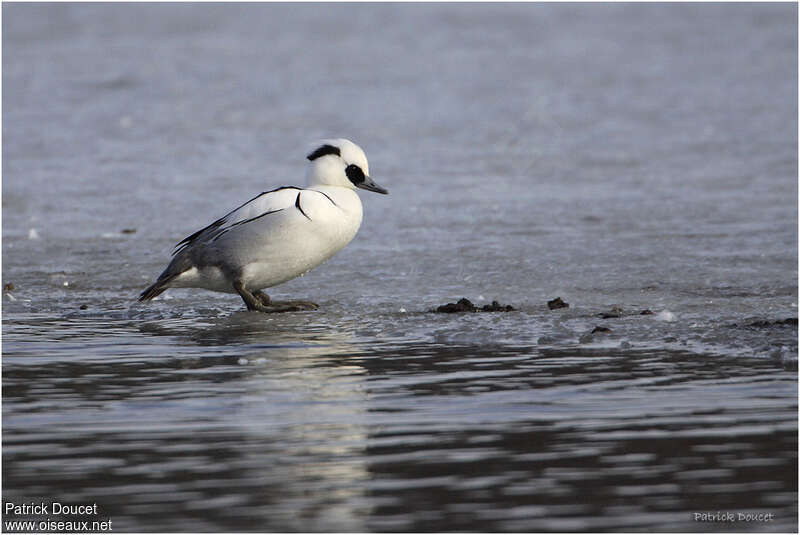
305, 138, 388, 195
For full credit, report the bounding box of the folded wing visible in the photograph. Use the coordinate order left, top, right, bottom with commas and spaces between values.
173, 186, 301, 255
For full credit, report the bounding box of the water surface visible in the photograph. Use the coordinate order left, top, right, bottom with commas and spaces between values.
3, 3, 797, 532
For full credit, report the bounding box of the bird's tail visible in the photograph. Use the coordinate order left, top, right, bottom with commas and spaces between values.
138, 280, 168, 302
139, 253, 193, 302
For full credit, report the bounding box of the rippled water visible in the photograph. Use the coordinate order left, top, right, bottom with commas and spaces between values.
3, 3, 797, 532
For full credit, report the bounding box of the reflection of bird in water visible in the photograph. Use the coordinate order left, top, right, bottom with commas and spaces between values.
139, 139, 387, 312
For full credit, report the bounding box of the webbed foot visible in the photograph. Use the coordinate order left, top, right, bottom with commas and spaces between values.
252, 290, 272, 307
269, 300, 319, 311
234, 282, 318, 313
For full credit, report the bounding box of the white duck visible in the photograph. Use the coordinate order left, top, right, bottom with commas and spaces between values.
139, 138, 388, 312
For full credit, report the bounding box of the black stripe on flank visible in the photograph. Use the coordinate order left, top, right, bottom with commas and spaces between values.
307, 144, 341, 161
295, 192, 312, 220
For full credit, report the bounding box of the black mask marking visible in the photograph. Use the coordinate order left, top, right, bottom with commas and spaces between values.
307, 144, 341, 161
345, 164, 365, 185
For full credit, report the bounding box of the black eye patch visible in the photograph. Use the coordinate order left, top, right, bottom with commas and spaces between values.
307, 144, 341, 161
345, 164, 365, 185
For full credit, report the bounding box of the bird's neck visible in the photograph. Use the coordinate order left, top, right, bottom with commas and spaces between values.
307, 185, 363, 217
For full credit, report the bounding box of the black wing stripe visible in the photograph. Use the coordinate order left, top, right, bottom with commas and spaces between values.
231, 186, 300, 216
174, 218, 225, 251
316, 190, 339, 208
295, 192, 312, 220
230, 208, 286, 228
212, 208, 286, 241
172, 186, 301, 254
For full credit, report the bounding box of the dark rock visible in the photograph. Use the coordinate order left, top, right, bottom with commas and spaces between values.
743, 318, 798, 328
435, 298, 477, 313
121, 228, 137, 234
433, 298, 515, 313
548, 297, 569, 310
640, 309, 653, 315
79, 304, 88, 310
482, 300, 515, 312
3, 282, 14, 292
599, 304, 624, 318
592, 326, 612, 334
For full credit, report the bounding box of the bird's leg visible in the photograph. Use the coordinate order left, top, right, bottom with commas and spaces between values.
234, 281, 317, 313
234, 280, 265, 311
